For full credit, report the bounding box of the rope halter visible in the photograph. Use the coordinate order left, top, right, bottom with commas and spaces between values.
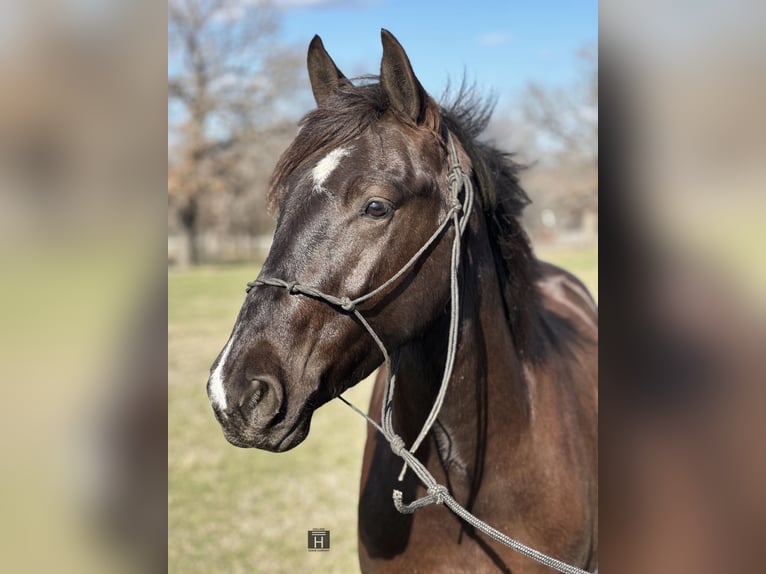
245, 130, 590, 574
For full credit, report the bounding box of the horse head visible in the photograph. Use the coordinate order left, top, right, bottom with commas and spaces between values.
207, 30, 467, 451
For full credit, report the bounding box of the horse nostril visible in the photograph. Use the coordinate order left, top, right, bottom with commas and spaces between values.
241, 378, 267, 411
219, 375, 282, 427
219, 379, 268, 418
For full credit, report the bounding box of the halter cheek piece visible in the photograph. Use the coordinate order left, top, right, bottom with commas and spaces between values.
247, 131, 589, 574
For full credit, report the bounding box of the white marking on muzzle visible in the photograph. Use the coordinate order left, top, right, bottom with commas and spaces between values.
312, 147, 350, 193
209, 329, 238, 412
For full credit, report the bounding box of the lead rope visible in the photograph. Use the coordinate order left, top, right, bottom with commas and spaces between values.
248, 133, 590, 574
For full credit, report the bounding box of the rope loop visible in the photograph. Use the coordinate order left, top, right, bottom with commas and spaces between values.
286, 281, 298, 294
391, 489, 408, 513
392, 484, 448, 514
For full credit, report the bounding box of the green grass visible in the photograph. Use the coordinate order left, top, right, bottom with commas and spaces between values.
168, 244, 597, 573
169, 264, 375, 574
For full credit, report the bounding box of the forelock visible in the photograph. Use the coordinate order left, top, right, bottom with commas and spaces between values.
268, 81, 390, 214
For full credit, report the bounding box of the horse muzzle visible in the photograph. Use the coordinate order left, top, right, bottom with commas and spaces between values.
207, 374, 314, 452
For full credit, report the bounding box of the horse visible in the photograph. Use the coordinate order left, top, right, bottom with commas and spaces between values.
207, 29, 598, 573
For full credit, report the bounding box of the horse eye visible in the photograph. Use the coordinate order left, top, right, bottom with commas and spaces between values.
363, 199, 392, 219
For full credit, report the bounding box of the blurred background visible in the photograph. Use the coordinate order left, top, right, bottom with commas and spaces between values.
0, 0, 166, 572
1, 0, 763, 572
600, 2, 766, 573
167, 1, 597, 573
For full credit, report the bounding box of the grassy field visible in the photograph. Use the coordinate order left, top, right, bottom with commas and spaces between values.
168, 243, 597, 573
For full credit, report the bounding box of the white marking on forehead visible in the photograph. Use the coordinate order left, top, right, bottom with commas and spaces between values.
312, 147, 351, 192
209, 328, 238, 413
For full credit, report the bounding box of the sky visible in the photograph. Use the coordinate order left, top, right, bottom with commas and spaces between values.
276, 0, 598, 109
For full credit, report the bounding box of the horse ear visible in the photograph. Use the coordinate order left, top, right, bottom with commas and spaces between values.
380, 29, 429, 124
307, 35, 349, 107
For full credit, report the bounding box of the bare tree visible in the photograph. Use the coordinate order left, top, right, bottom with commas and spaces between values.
520, 44, 598, 234
168, 0, 302, 265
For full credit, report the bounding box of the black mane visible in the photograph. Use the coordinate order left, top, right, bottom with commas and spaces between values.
269, 79, 544, 360
439, 85, 543, 360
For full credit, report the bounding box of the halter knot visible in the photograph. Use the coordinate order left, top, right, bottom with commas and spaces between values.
389, 434, 406, 457
427, 484, 448, 504
448, 199, 462, 214
339, 297, 355, 312
286, 281, 299, 294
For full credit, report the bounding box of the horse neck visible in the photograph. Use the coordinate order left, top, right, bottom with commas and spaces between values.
393, 211, 532, 492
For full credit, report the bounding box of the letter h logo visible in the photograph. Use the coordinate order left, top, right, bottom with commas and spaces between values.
308, 529, 330, 551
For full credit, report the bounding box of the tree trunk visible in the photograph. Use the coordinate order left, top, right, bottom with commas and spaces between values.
178, 196, 201, 267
